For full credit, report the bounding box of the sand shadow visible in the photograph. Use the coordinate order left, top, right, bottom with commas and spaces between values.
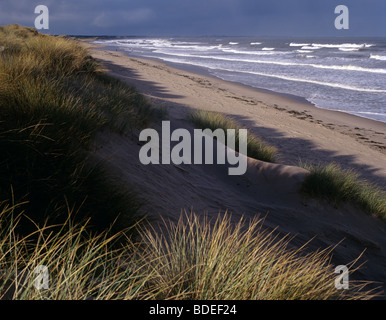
228, 113, 386, 190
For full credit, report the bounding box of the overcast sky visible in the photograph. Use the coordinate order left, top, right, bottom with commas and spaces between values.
1, 0, 385, 37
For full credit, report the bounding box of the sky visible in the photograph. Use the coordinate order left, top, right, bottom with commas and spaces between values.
0, 0, 385, 37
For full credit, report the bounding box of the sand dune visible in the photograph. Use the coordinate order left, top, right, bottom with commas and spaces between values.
84, 42, 386, 294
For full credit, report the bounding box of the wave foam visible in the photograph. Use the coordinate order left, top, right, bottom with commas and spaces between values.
289, 43, 310, 47
148, 54, 386, 94
153, 51, 386, 74
301, 46, 321, 50
220, 48, 282, 55
339, 48, 360, 52
312, 43, 373, 49
370, 54, 386, 61
223, 69, 386, 93
297, 50, 313, 53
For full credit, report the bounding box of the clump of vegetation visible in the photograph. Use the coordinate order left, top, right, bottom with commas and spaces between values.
0, 24, 156, 233
300, 162, 386, 220
190, 110, 277, 162
0, 208, 378, 300
0, 202, 151, 300
139, 212, 377, 300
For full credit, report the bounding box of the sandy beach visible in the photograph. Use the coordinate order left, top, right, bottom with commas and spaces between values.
87, 44, 386, 186
83, 42, 386, 292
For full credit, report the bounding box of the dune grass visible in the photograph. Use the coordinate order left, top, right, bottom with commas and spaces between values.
139, 212, 378, 300
0, 202, 152, 300
190, 110, 277, 163
300, 162, 386, 220
0, 25, 157, 234
0, 206, 378, 300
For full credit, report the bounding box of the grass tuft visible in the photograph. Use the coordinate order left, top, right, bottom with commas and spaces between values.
0, 208, 378, 300
137, 212, 378, 300
0, 202, 150, 300
190, 110, 277, 162
0, 25, 157, 234
300, 162, 386, 220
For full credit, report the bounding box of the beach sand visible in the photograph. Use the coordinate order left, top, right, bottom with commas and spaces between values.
83, 42, 386, 293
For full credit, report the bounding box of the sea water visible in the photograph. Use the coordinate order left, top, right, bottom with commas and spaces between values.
94, 37, 386, 123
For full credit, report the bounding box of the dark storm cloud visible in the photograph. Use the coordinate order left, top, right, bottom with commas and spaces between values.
0, 0, 384, 36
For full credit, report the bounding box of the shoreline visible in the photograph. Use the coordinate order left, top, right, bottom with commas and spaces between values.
158, 54, 386, 128
90, 41, 386, 127
130, 50, 314, 106
82, 40, 386, 189
89, 40, 386, 125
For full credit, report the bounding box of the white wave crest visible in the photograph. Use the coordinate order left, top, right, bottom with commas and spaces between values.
312, 43, 373, 49
370, 54, 386, 61
220, 48, 283, 55
339, 48, 360, 52
144, 55, 386, 94
153, 50, 386, 74
221, 69, 386, 93
289, 43, 310, 47
301, 46, 322, 50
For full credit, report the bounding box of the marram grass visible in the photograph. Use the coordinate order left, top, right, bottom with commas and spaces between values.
0, 25, 157, 233
190, 110, 277, 163
0, 207, 378, 300
0, 203, 152, 300
300, 162, 386, 220
137, 212, 378, 300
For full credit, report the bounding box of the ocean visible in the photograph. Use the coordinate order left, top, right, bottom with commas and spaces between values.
93, 37, 386, 123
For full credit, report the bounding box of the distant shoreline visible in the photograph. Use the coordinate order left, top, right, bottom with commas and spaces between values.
88, 42, 326, 109
86, 39, 386, 127
126, 47, 314, 106
83, 36, 386, 124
